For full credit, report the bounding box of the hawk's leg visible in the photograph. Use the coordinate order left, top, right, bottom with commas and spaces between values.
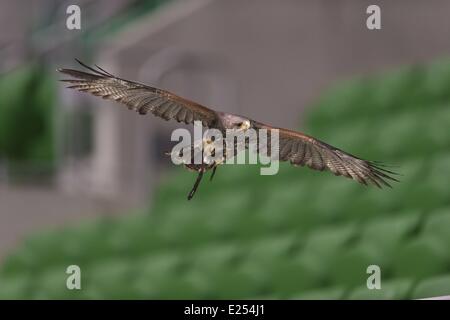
188, 169, 204, 200
210, 166, 218, 181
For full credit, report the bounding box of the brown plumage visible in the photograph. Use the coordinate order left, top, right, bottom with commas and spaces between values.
58, 60, 399, 199
59, 60, 217, 127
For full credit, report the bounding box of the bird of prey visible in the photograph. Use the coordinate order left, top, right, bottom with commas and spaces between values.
58, 60, 398, 200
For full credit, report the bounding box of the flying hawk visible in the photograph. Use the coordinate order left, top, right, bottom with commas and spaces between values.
58, 60, 398, 200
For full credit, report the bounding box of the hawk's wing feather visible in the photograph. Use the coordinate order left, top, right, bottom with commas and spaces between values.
253, 122, 399, 188
57, 60, 218, 127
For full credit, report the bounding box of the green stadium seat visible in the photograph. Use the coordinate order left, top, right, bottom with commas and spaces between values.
266, 257, 323, 297
1, 220, 114, 276
423, 107, 450, 150
307, 179, 360, 224
347, 279, 413, 300
103, 214, 163, 256
176, 268, 216, 299
391, 235, 449, 280
0, 275, 32, 299
190, 243, 240, 272
211, 164, 261, 188
360, 211, 422, 259
254, 181, 316, 232
400, 156, 448, 212
422, 207, 450, 247
341, 189, 389, 224
198, 236, 299, 298
373, 111, 429, 159
151, 189, 251, 247
153, 272, 211, 299
329, 242, 386, 288
209, 262, 268, 299
152, 206, 211, 246
378, 66, 429, 111
81, 258, 138, 299
29, 266, 89, 299
307, 77, 376, 125
200, 191, 253, 237
246, 234, 297, 260
411, 275, 450, 299
395, 158, 426, 186
290, 286, 346, 300
0, 231, 67, 275
294, 224, 358, 284
321, 122, 375, 156
127, 253, 182, 299
423, 59, 450, 104
152, 170, 194, 212
424, 153, 450, 203
302, 224, 357, 254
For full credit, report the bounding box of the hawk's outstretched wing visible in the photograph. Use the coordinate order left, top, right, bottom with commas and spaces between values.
253, 122, 399, 188
57, 60, 219, 127
58, 60, 399, 189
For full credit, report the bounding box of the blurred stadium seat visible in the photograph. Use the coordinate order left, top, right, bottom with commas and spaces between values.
2, 59, 450, 299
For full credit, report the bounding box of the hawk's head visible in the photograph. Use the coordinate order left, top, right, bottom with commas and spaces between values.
219, 112, 251, 131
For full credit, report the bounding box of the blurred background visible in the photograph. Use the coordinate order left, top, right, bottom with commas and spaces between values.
1, 0, 450, 299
